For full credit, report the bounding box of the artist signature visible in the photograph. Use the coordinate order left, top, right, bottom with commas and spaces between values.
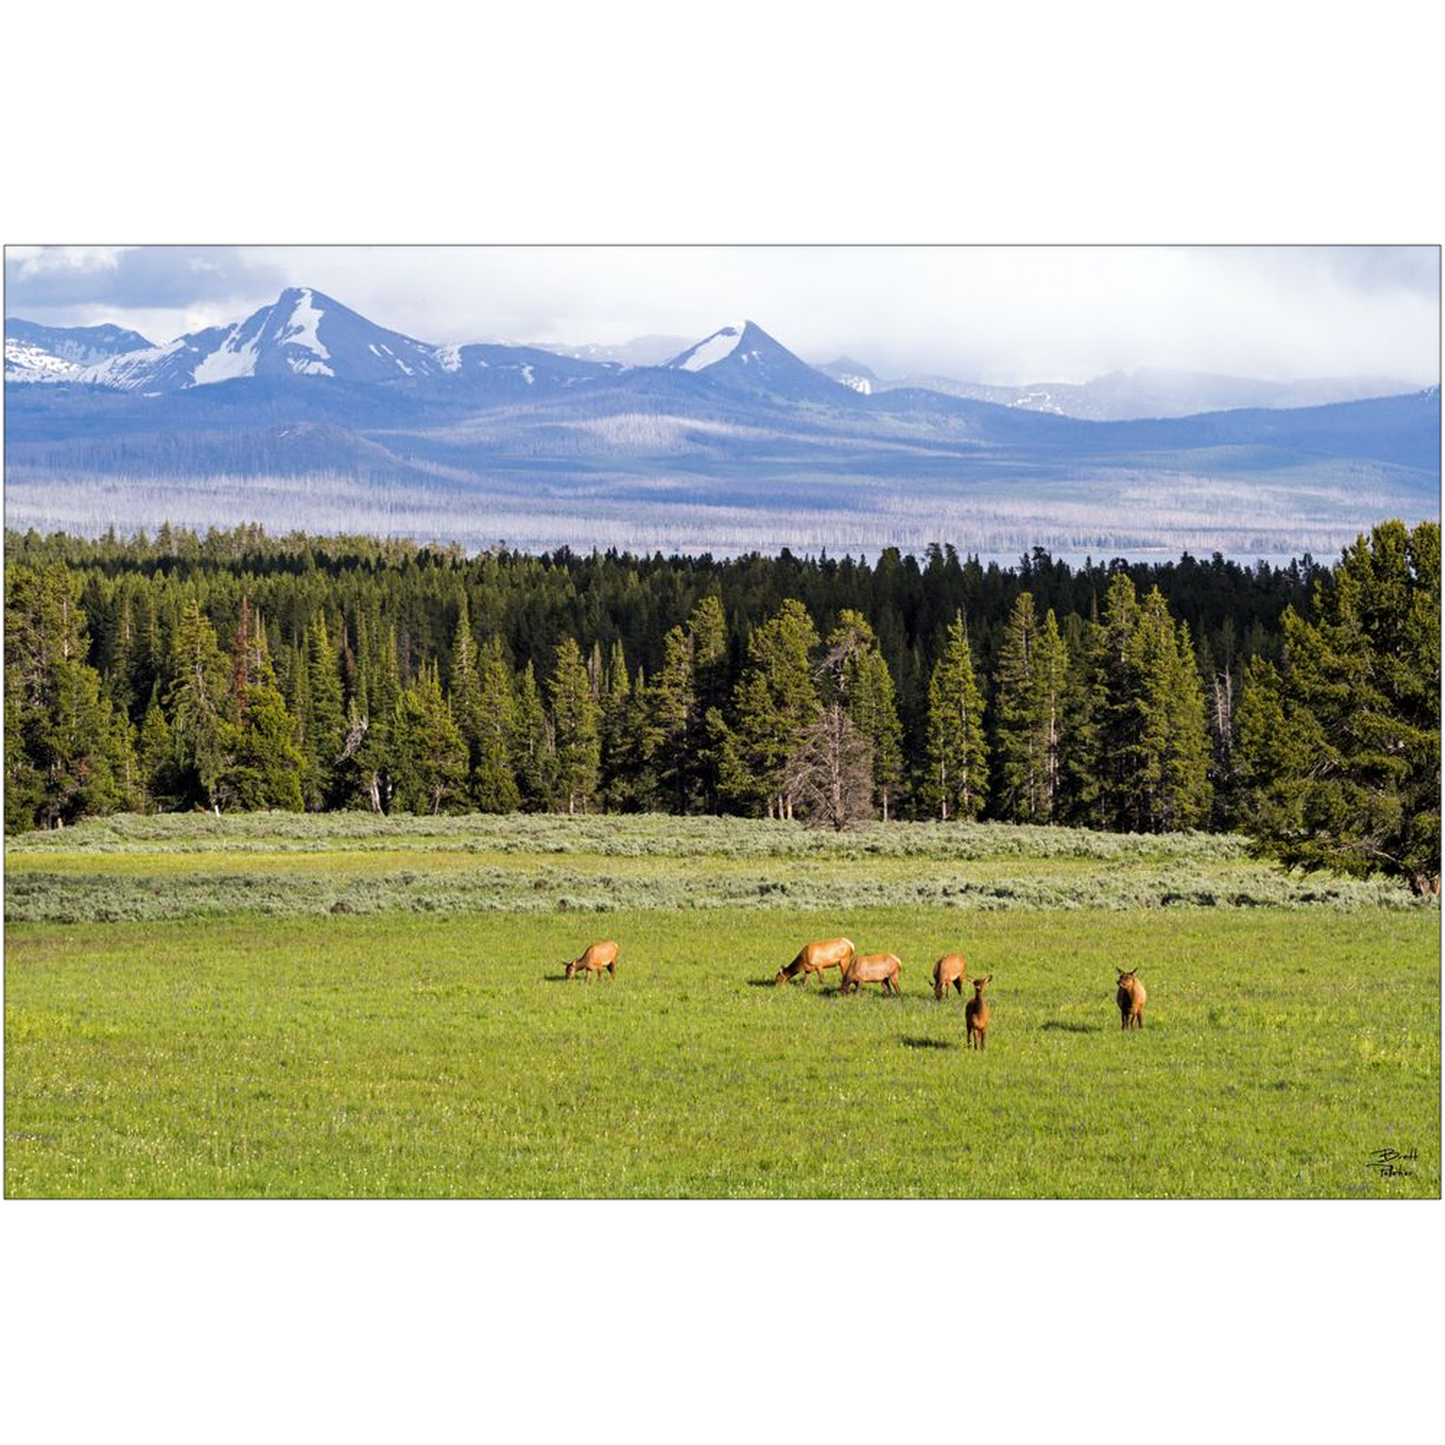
1368, 1147, 1417, 1178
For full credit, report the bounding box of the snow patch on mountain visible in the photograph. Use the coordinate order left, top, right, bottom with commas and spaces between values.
278, 289, 329, 362
80, 336, 194, 389
669, 325, 746, 372
5, 339, 82, 381
193, 332, 262, 384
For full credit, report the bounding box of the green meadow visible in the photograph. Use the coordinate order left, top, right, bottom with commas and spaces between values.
5, 815, 1438, 1198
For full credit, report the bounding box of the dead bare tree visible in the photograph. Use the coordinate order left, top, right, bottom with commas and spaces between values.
782, 702, 875, 831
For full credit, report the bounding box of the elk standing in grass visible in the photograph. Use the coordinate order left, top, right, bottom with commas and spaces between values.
1116, 969, 1146, 1029
839, 952, 903, 996
565, 939, 619, 982
775, 936, 855, 987
965, 975, 993, 1049
933, 953, 968, 1000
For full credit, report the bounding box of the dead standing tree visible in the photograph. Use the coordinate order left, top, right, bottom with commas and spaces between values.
782, 701, 876, 830
782, 637, 878, 830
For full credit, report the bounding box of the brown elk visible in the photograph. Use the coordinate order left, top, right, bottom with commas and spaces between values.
839, 952, 903, 996
965, 975, 993, 1049
775, 936, 855, 986
1116, 969, 1146, 1029
933, 953, 968, 1000
565, 939, 619, 982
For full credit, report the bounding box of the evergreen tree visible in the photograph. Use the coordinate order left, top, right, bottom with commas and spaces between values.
354, 623, 401, 813
1092, 573, 1143, 830
471, 640, 522, 813
4, 690, 45, 832
1121, 592, 1212, 831
992, 592, 1042, 821
548, 637, 600, 813
995, 596, 1072, 825
645, 626, 698, 812
304, 613, 346, 808
1032, 609, 1069, 823
224, 606, 305, 813
391, 667, 468, 815
1237, 520, 1440, 893
598, 640, 640, 812
925, 611, 988, 821
166, 598, 237, 812
1060, 601, 1108, 827
720, 599, 820, 818
514, 661, 556, 811
825, 610, 903, 820
688, 595, 730, 811
137, 686, 182, 811
4, 563, 122, 829
1164, 620, 1213, 829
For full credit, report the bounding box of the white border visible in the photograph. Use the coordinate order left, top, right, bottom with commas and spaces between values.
3, 2, 1441, 1441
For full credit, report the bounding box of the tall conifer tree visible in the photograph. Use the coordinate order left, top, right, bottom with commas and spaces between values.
548, 637, 600, 813
925, 611, 988, 821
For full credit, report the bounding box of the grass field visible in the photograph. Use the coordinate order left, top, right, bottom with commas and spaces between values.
4, 814, 1439, 1198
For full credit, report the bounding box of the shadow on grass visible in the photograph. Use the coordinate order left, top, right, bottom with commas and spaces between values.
1041, 1020, 1103, 1033
807, 987, 911, 1001
901, 1036, 956, 1050
746, 978, 783, 989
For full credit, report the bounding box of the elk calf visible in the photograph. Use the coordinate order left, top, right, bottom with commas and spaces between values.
565, 939, 619, 982
1116, 969, 1146, 1029
933, 953, 968, 1000
965, 975, 993, 1049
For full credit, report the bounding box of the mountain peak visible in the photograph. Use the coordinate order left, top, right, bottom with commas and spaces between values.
664, 320, 854, 404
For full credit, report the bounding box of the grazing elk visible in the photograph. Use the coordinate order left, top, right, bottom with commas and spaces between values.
839, 952, 903, 996
565, 939, 620, 982
933, 953, 968, 1000
965, 975, 993, 1049
775, 936, 855, 987
1116, 969, 1146, 1029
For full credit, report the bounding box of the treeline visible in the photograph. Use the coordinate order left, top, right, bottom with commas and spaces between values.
4, 522, 1437, 888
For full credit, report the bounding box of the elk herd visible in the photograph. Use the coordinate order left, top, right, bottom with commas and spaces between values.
564, 934, 1150, 1042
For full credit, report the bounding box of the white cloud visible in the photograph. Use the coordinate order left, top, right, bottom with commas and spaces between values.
9, 245, 132, 276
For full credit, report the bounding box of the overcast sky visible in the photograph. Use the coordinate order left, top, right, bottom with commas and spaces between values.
5, 244, 1439, 385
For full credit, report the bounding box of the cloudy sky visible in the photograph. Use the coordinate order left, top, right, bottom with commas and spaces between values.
5, 244, 1438, 386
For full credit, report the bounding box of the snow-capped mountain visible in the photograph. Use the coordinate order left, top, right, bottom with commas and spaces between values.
4, 287, 1437, 562
76, 288, 446, 392
5, 319, 155, 383
664, 321, 855, 405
